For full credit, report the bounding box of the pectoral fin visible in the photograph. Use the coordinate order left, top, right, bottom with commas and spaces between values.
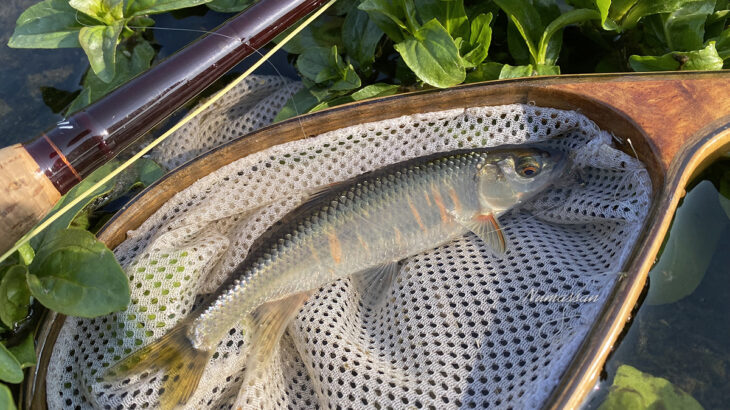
460, 213, 507, 254
244, 291, 311, 385
354, 261, 401, 308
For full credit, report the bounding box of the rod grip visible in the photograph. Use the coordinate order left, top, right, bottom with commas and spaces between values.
0, 144, 61, 253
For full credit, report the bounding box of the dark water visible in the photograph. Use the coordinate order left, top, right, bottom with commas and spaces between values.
582, 159, 730, 409
1, 3, 729, 409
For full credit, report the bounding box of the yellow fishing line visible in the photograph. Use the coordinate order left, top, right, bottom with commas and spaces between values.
0, 0, 338, 264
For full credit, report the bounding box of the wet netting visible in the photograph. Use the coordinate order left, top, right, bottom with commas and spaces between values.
47, 75, 651, 409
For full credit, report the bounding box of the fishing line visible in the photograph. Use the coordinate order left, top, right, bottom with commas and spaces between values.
0, 0, 337, 264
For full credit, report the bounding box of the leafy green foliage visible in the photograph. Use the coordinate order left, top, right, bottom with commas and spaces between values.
28, 228, 130, 317
0, 156, 163, 404
0, 344, 22, 384
6, 0, 91, 49
0, 384, 16, 410
0, 266, 31, 329
8, 333, 37, 370
8, 0, 262, 113
394, 19, 466, 87
598, 365, 704, 410
274, 0, 729, 120
78, 21, 125, 83
629, 41, 724, 71
342, 7, 383, 70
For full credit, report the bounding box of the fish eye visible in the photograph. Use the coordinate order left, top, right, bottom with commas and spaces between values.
516, 156, 541, 178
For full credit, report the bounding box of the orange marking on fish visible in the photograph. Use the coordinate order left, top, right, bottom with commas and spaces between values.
407, 198, 427, 233
423, 190, 432, 206
328, 231, 343, 265
309, 243, 321, 265
357, 234, 370, 253
394, 227, 404, 247
431, 186, 450, 223
448, 187, 462, 215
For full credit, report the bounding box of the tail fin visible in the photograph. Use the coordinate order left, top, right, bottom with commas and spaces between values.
105, 322, 212, 410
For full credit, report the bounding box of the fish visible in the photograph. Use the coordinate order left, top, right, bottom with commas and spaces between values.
106, 145, 569, 409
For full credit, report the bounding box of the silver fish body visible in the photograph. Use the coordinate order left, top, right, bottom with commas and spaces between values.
108, 145, 568, 409
191, 146, 567, 348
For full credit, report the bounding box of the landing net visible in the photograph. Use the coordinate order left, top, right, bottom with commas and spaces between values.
47, 75, 651, 409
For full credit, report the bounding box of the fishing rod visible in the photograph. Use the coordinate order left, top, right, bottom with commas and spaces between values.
0, 0, 329, 255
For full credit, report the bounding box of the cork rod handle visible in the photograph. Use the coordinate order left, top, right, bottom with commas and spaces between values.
0, 144, 60, 252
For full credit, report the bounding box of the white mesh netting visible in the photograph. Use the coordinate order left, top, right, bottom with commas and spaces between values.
47, 75, 652, 409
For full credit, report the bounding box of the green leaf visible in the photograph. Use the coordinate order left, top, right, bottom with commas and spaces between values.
17, 244, 34, 266
595, 0, 614, 28
630, 42, 724, 71
132, 158, 165, 188
608, 0, 640, 21
394, 19, 465, 87
296, 46, 342, 83
0, 344, 22, 384
31, 160, 121, 249
465, 62, 504, 83
622, 0, 702, 29
598, 365, 704, 410
499, 64, 534, 79
706, 9, 730, 37
78, 21, 124, 83
359, 0, 409, 42
127, 0, 212, 16
494, 0, 543, 62
538, 9, 601, 64
343, 7, 384, 70
67, 40, 154, 114
7, 0, 91, 49
330, 0, 359, 16
8, 332, 36, 369
351, 83, 400, 100
330, 65, 362, 91
417, 0, 470, 41
646, 181, 727, 305
274, 88, 321, 122
663, 1, 715, 51
273, 15, 344, 55
27, 228, 130, 317
206, 0, 253, 12
461, 13, 493, 68
711, 27, 730, 59
310, 83, 400, 112
0, 266, 31, 329
0, 384, 16, 410
535, 64, 561, 75
69, 0, 124, 25
507, 20, 532, 65
629, 53, 681, 71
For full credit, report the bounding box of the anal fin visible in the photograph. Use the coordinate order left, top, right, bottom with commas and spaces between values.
354, 261, 401, 308
244, 291, 311, 385
460, 213, 508, 255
